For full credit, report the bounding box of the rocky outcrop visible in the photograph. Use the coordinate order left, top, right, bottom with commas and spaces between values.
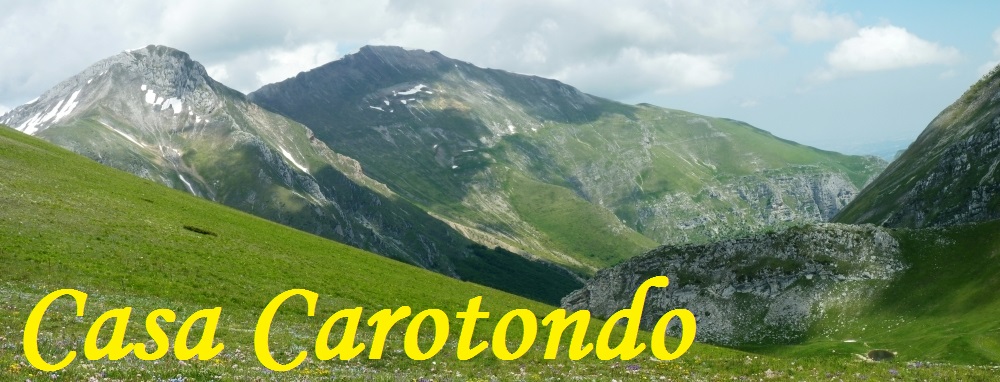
629, 168, 877, 245
562, 223, 904, 345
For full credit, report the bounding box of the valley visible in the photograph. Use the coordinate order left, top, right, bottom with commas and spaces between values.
2, 123, 994, 381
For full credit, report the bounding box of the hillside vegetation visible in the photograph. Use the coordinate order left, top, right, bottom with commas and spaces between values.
763, 221, 1000, 365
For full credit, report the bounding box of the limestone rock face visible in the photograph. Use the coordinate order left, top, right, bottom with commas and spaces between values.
562, 223, 904, 345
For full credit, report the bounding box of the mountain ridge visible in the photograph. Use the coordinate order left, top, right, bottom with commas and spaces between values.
250, 45, 886, 272
2, 43, 884, 289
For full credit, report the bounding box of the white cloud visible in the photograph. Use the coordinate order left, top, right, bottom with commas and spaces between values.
188, 42, 341, 92
206, 64, 229, 82
814, 25, 960, 81
517, 32, 550, 65
604, 6, 674, 43
255, 42, 339, 85
0, 1, 930, 104
790, 12, 857, 42
553, 48, 731, 98
369, 0, 800, 97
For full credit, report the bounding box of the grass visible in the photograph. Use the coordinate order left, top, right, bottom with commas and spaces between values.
504, 171, 658, 272
744, 221, 1000, 367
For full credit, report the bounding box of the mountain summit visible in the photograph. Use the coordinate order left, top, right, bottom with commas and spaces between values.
0, 45, 582, 304
5, 45, 213, 139
251, 45, 887, 272
253, 45, 605, 127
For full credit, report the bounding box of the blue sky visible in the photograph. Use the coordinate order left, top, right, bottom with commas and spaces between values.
1, 1, 998, 155
651, 1, 1000, 153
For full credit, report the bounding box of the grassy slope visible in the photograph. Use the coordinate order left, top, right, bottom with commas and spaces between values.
0, 126, 743, 380
505, 171, 659, 272
2, 126, 995, 380
746, 221, 1000, 367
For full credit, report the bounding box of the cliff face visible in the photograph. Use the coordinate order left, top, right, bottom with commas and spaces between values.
629, 168, 872, 244
562, 223, 904, 345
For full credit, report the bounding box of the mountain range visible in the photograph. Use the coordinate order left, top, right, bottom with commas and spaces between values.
0, 46, 579, 304
4, 42, 1000, 379
249, 46, 885, 272
0, 44, 886, 289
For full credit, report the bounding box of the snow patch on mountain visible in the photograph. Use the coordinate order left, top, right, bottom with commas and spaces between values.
54, 90, 81, 122
18, 113, 42, 135
177, 173, 196, 195
99, 121, 144, 148
280, 147, 309, 173
395, 84, 428, 96
40, 100, 64, 125
161, 97, 183, 114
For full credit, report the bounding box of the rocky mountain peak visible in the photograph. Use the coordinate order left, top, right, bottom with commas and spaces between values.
350, 45, 454, 73
252, 45, 461, 103
249, 44, 606, 148
121, 44, 214, 94
1, 45, 227, 136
